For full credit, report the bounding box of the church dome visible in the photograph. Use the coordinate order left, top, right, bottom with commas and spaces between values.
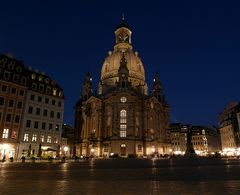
99, 18, 148, 95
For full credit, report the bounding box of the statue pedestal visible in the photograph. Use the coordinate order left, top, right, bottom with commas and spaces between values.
184, 143, 197, 158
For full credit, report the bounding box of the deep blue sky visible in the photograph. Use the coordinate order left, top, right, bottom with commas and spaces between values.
1, 1, 240, 126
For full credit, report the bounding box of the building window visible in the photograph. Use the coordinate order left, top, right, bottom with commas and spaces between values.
2, 85, 8, 92
36, 108, 41, 115
57, 112, 61, 119
53, 89, 57, 96
0, 97, 4, 105
59, 91, 63, 97
32, 134, 37, 142
11, 88, 16, 94
138, 145, 142, 152
39, 84, 44, 92
120, 127, 127, 137
32, 83, 37, 90
55, 124, 59, 131
38, 96, 42, 102
42, 122, 46, 130
43, 109, 48, 116
47, 136, 52, 143
21, 77, 27, 85
8, 99, 14, 107
23, 133, 29, 141
40, 135, 44, 143
19, 90, 24, 96
120, 109, 127, 137
4, 72, 10, 80
34, 121, 39, 129
30, 94, 35, 100
26, 120, 31, 128
15, 115, 20, 123
38, 76, 43, 82
45, 98, 49, 104
6, 114, 11, 122
49, 123, 53, 130
13, 75, 19, 82
2, 128, 9, 138
17, 101, 22, 109
58, 101, 62, 107
28, 106, 33, 114
46, 87, 51, 95
50, 111, 54, 118
31, 74, 36, 80
54, 137, 58, 144
52, 100, 55, 105
11, 131, 17, 139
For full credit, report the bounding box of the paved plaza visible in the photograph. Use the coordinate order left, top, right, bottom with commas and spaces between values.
0, 158, 240, 194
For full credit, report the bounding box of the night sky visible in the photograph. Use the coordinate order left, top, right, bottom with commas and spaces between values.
1, 1, 240, 126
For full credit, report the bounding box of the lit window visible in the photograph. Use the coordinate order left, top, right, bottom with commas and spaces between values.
40, 135, 44, 143
54, 137, 58, 144
120, 128, 126, 137
53, 89, 57, 96
47, 136, 52, 143
59, 91, 63, 97
2, 128, 9, 138
120, 97, 127, 103
120, 109, 127, 137
24, 133, 29, 141
32, 134, 37, 142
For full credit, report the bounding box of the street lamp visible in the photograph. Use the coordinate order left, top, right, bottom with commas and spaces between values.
63, 146, 69, 157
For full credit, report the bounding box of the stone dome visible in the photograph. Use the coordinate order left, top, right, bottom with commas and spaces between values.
99, 19, 148, 95
101, 49, 146, 85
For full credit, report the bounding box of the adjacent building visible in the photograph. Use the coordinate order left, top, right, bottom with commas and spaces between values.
219, 102, 240, 156
0, 54, 28, 160
74, 18, 171, 158
18, 71, 64, 158
170, 123, 189, 155
0, 54, 65, 160
169, 123, 220, 155
62, 124, 76, 157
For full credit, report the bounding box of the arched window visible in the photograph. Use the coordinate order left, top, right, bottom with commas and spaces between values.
120, 109, 127, 137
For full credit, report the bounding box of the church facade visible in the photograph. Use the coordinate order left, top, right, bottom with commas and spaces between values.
74, 19, 171, 157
